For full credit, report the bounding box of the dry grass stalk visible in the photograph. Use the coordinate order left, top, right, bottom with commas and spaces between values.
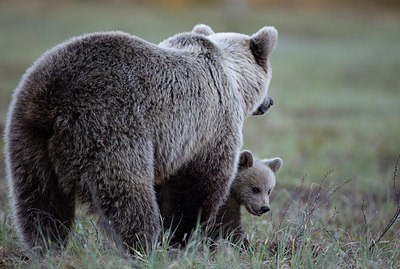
369, 155, 400, 252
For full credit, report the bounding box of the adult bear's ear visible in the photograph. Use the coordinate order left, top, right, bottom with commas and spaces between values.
239, 150, 254, 169
263, 157, 283, 174
250, 26, 278, 69
192, 24, 215, 36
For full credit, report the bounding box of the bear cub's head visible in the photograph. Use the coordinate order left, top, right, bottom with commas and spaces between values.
232, 150, 282, 216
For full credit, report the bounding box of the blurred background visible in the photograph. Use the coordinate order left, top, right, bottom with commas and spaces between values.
0, 0, 399, 228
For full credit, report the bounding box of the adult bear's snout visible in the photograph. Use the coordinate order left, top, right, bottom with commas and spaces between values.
252, 97, 274, 115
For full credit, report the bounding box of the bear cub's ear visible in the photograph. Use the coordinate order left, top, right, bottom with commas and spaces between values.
250, 26, 278, 69
239, 150, 254, 169
192, 24, 215, 36
263, 157, 283, 174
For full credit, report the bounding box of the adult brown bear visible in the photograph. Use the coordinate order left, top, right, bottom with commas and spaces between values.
4, 24, 278, 252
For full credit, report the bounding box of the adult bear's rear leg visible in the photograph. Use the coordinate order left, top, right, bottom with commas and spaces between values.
6, 123, 76, 252
49, 121, 161, 252
85, 170, 161, 252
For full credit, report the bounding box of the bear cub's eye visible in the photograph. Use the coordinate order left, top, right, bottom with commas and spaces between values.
252, 187, 260, 193
268, 189, 271, 195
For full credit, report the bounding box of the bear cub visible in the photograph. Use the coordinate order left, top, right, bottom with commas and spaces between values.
213, 150, 282, 247
157, 150, 282, 247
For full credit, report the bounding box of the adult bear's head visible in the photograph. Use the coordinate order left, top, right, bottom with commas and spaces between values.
193, 24, 278, 117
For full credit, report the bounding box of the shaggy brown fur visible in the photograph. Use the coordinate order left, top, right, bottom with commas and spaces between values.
4, 24, 278, 252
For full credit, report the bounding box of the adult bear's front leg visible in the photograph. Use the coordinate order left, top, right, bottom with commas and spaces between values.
159, 137, 241, 246
186, 137, 241, 230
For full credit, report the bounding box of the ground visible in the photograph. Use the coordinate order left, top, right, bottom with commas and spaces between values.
0, 1, 399, 267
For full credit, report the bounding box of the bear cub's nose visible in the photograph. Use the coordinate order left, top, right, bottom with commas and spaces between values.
261, 206, 270, 213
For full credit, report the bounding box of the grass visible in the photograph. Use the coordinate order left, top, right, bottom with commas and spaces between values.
0, 0, 400, 267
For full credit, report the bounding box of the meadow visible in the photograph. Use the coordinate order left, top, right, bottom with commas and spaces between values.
0, 0, 399, 267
